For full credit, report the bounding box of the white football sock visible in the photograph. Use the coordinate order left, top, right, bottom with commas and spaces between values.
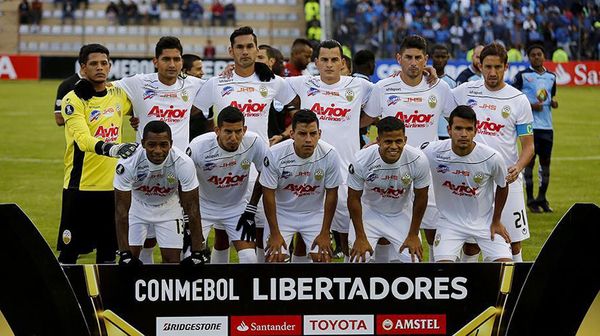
139, 247, 154, 264
374, 244, 391, 263
237, 248, 257, 263
211, 248, 230, 264
256, 247, 265, 263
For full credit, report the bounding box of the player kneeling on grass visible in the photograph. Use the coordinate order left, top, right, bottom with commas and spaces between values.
261, 110, 343, 263
348, 117, 430, 263
421, 106, 512, 262
114, 121, 206, 265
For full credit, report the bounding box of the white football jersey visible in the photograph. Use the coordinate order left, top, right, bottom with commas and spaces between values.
187, 131, 268, 219
192, 73, 296, 144
259, 139, 342, 220
347, 144, 431, 215
421, 140, 507, 234
113, 146, 199, 222
113, 73, 206, 150
364, 77, 455, 148
452, 80, 533, 165
286, 75, 373, 182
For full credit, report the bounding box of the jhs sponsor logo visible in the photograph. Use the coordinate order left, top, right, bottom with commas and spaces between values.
442, 181, 478, 197
230, 316, 301, 336
304, 315, 374, 335
478, 104, 497, 111
230, 100, 267, 117
371, 186, 405, 198
208, 173, 248, 188
394, 111, 435, 128
94, 124, 119, 142
283, 184, 320, 196
377, 314, 446, 335
148, 105, 188, 122
136, 184, 175, 196
310, 103, 351, 121
477, 118, 505, 135
156, 316, 228, 336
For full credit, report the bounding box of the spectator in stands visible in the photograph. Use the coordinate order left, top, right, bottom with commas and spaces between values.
284, 38, 313, 77
210, 0, 225, 26
62, 0, 76, 25
179, 0, 191, 25
552, 46, 569, 62
18, 0, 30, 25
126, 0, 140, 25
189, 0, 203, 26
106, 1, 119, 25
148, 0, 161, 24
203, 39, 216, 58
116, 0, 127, 25
224, 0, 235, 26
30, 0, 42, 29
138, 0, 149, 24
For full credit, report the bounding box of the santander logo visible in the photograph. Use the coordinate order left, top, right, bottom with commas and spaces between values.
230, 316, 301, 336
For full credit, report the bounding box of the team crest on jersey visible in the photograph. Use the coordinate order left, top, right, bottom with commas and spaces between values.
345, 89, 355, 102
473, 172, 484, 185
348, 164, 354, 174
400, 173, 412, 186
307, 87, 319, 96
467, 98, 477, 107
314, 168, 324, 181
387, 95, 400, 106
259, 85, 268, 98
167, 173, 176, 184
434, 233, 441, 247
89, 109, 101, 122
536, 88, 548, 102
62, 229, 72, 245
240, 159, 251, 170
64, 104, 75, 115
428, 95, 437, 109
263, 157, 269, 167
501, 105, 511, 118
222, 86, 234, 97
143, 89, 157, 100
181, 89, 189, 102
116, 164, 124, 175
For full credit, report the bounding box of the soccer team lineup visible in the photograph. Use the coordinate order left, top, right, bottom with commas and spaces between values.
41, 26, 575, 267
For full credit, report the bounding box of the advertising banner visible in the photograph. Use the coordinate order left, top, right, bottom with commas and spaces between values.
0, 55, 40, 80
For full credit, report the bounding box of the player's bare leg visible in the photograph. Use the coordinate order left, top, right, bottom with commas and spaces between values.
424, 229, 436, 262
139, 238, 156, 264
292, 233, 309, 262
160, 248, 182, 263
130, 245, 143, 258
256, 227, 265, 262
212, 228, 231, 264
232, 240, 257, 263
511, 241, 523, 262
340, 232, 350, 261
461, 243, 481, 262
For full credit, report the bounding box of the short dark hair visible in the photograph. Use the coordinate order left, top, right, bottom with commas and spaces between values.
182, 54, 201, 72
480, 42, 508, 65
217, 106, 245, 126
291, 38, 313, 52
317, 39, 343, 58
399, 35, 428, 54
376, 116, 405, 135
143, 120, 172, 140
292, 109, 319, 130
343, 55, 352, 73
230, 26, 257, 47
448, 105, 477, 127
270, 47, 285, 76
431, 44, 449, 54
353, 49, 375, 68
78, 44, 110, 65
258, 44, 275, 59
155, 36, 183, 59
526, 43, 545, 56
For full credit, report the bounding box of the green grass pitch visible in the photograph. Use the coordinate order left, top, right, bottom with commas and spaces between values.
0, 80, 598, 263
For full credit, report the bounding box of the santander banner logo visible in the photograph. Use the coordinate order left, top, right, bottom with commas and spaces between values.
230, 315, 301, 336
376, 314, 446, 334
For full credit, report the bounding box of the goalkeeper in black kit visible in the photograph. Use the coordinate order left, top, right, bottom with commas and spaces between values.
57, 43, 138, 264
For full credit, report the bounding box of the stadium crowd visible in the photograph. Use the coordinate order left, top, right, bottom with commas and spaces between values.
332, 0, 600, 60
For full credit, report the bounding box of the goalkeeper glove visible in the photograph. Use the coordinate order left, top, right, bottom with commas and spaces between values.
236, 204, 257, 242
118, 250, 143, 267
254, 62, 275, 82
73, 79, 96, 100
180, 251, 209, 267
100, 142, 138, 159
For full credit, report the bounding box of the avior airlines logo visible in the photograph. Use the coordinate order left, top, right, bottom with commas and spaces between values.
310, 103, 351, 121
148, 105, 188, 122
477, 118, 505, 135
303, 315, 374, 335
230, 315, 301, 336
376, 314, 446, 334
394, 111, 435, 128
230, 100, 267, 117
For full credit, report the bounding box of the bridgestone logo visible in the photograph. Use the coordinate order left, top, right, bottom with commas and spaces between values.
156, 316, 228, 336
162, 322, 222, 331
